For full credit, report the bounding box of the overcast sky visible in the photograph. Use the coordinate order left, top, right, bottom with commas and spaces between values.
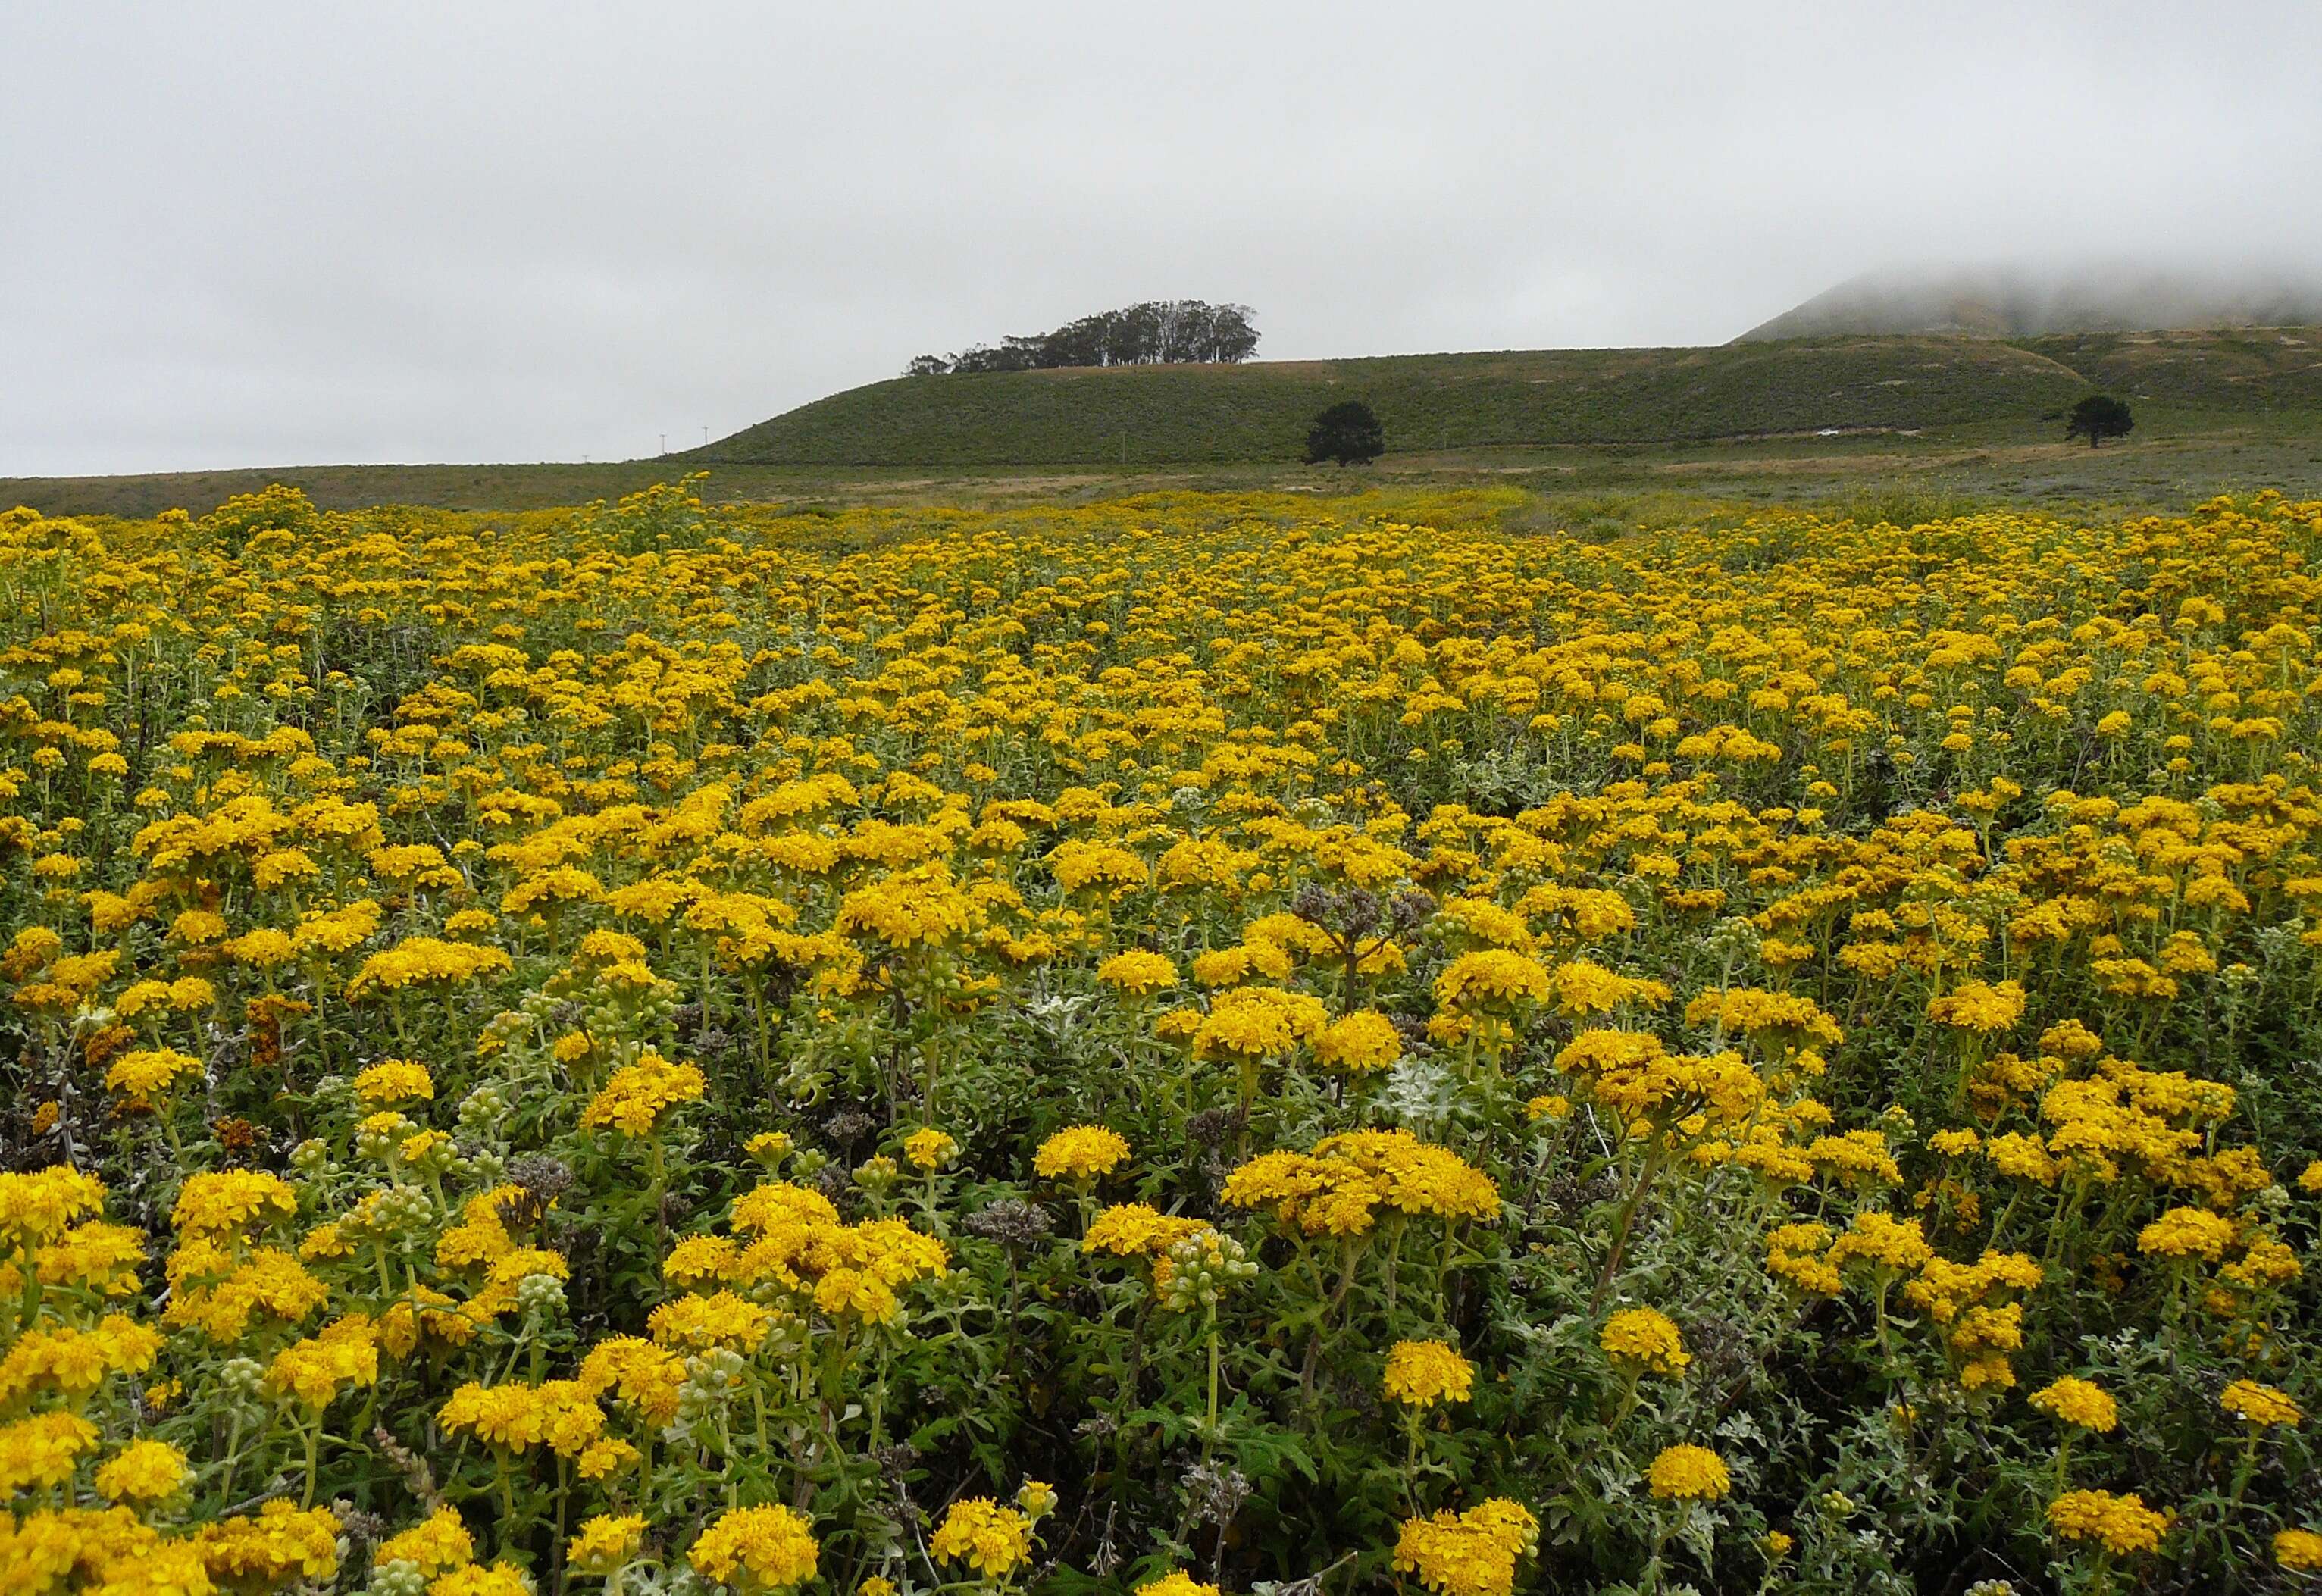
7, 2, 2320, 477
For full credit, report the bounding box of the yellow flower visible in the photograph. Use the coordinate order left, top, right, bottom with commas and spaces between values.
689, 1504, 818, 1591
103, 1047, 202, 1103
1313, 1009, 1404, 1072
378, 1507, 477, 1573
1136, 1572, 1222, 1596
2028, 1375, 2117, 1433
1083, 1203, 1207, 1257
1096, 949, 1178, 995
2047, 1489, 2170, 1556
0, 1314, 164, 1404
0, 1410, 101, 1494
1391, 1499, 1538, 1596
1034, 1125, 1131, 1181
580, 1052, 706, 1137
2220, 1379, 2302, 1428
1382, 1339, 1475, 1408
646, 1291, 776, 1352
2136, 1206, 2235, 1260
438, 1378, 609, 1458
1601, 1307, 1690, 1377
930, 1497, 1033, 1577
1926, 979, 2026, 1034
903, 1127, 959, 1170
92, 1438, 189, 1503
33, 1220, 146, 1294
2278, 1529, 2322, 1572
430, 1562, 536, 1596
1646, 1444, 1731, 1501
355, 1059, 437, 1105
349, 936, 513, 996
1828, 1211, 1932, 1274
1432, 949, 1551, 1009
1221, 1128, 1497, 1239
266, 1316, 381, 1410
568, 1514, 648, 1573
195, 1499, 343, 1585
171, 1169, 298, 1239
1682, 987, 1839, 1044
1191, 985, 1329, 1060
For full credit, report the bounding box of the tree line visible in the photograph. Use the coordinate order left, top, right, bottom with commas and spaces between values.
906, 300, 1259, 376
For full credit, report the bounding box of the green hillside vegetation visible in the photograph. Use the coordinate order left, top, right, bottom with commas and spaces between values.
2017, 327, 2322, 409
8, 330, 2318, 521
695, 330, 2322, 468
14, 411, 2322, 522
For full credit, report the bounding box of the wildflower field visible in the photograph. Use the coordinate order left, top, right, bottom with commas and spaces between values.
5, 480, 2322, 1596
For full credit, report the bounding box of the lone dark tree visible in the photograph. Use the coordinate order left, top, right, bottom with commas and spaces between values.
2066, 394, 2135, 448
1305, 400, 1384, 466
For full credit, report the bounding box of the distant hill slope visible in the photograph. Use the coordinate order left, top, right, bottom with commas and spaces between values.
2017, 327, 2322, 409
695, 330, 2322, 469
694, 337, 2098, 468
1740, 266, 2322, 342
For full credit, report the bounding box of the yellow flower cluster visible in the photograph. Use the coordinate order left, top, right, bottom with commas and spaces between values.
930, 1497, 1033, 1577
1600, 1307, 1689, 1377
1083, 1203, 1210, 1258
580, 1051, 708, 1136
1313, 1009, 1404, 1072
1382, 1338, 1476, 1407
1222, 1130, 1499, 1236
665, 1180, 949, 1325
2219, 1379, 2302, 1429
1033, 1125, 1131, 1181
2028, 1375, 2118, 1433
2047, 1489, 2171, 1555
1392, 1499, 1539, 1596
2280, 1529, 2322, 1573
353, 1058, 436, 1104
1646, 1444, 1732, 1501
689, 1502, 820, 1591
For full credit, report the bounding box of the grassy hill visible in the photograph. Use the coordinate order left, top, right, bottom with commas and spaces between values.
2017, 327, 2322, 409
8, 329, 2318, 520
695, 330, 2322, 469
691, 336, 2096, 468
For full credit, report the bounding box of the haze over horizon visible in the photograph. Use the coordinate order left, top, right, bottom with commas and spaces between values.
8, 2, 2321, 477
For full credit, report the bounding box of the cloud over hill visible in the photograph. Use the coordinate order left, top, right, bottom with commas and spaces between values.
1738, 264, 2322, 342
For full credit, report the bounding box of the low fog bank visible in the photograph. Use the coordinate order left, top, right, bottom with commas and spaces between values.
1738, 261, 2322, 342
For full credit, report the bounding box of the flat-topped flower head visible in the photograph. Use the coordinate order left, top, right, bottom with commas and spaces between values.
1034, 1125, 1131, 1181
1648, 1444, 1731, 1501
355, 1059, 436, 1105
690, 1504, 818, 1592
1601, 1307, 1690, 1377
1382, 1339, 1475, 1408
930, 1497, 1032, 1578
1097, 949, 1178, 995
904, 1126, 959, 1170
2048, 1489, 2170, 1556
1392, 1499, 1538, 1596
2220, 1379, 2302, 1429
2029, 1376, 2117, 1433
